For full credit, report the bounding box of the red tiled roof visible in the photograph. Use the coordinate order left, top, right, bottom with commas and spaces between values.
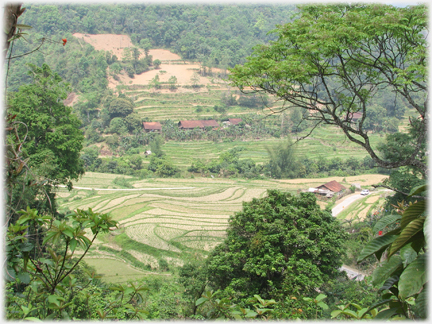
179, 120, 219, 129
317, 180, 346, 193
201, 120, 219, 127
143, 122, 162, 130
228, 118, 243, 125
179, 120, 205, 129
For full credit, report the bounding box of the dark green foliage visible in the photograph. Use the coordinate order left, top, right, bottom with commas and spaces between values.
265, 137, 297, 179
207, 190, 347, 298
108, 98, 134, 119
148, 156, 180, 177
357, 185, 427, 319
6, 64, 85, 218
179, 259, 209, 316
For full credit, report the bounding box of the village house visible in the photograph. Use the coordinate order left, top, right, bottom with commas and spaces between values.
178, 120, 219, 130
143, 122, 162, 133
316, 180, 346, 198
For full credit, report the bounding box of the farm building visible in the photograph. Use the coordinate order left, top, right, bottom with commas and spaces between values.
178, 120, 219, 130
228, 118, 243, 125
143, 122, 162, 133
316, 180, 346, 198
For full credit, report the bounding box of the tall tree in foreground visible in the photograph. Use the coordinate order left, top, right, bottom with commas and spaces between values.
7, 63, 85, 219
207, 190, 347, 299
229, 4, 427, 175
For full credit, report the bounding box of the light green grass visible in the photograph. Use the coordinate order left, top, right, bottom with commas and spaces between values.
84, 258, 148, 283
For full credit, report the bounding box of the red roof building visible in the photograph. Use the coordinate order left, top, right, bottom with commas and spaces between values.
178, 120, 219, 129
317, 180, 346, 193
228, 118, 243, 125
143, 122, 162, 132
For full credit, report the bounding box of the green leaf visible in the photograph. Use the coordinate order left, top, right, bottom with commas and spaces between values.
315, 293, 327, 302
15, 24, 33, 30
372, 255, 403, 286
398, 254, 426, 299
196, 297, 208, 306
61, 310, 70, 320
400, 243, 417, 267
423, 213, 429, 246
373, 214, 401, 233
317, 301, 329, 310
244, 310, 258, 318
389, 217, 425, 257
20, 242, 34, 252
62, 229, 74, 239
42, 232, 57, 245
400, 201, 425, 229
17, 272, 31, 284
48, 295, 60, 307
374, 308, 398, 319
415, 285, 426, 319
378, 275, 399, 292
330, 310, 341, 318
357, 235, 397, 262
339, 309, 358, 318
408, 184, 426, 197
39, 258, 54, 266
362, 298, 393, 318
69, 239, 77, 253
24, 317, 42, 322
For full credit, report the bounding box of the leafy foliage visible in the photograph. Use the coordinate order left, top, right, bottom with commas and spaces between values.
229, 3, 427, 174
357, 185, 427, 319
207, 190, 347, 298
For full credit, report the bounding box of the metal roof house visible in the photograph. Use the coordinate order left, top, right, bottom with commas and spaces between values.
143, 122, 162, 132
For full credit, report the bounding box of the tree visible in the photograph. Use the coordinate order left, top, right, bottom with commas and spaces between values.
153, 58, 161, 69
7, 64, 85, 217
139, 38, 151, 56
168, 75, 178, 90
108, 97, 134, 118
229, 4, 427, 175
265, 137, 298, 179
190, 72, 200, 88
149, 74, 161, 90
206, 190, 347, 298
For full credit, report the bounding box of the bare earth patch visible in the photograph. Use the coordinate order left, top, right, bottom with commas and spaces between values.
73, 33, 134, 60
366, 195, 380, 204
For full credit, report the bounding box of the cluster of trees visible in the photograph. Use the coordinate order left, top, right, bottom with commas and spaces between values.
19, 4, 297, 68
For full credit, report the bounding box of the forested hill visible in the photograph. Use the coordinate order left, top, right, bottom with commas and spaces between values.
19, 4, 296, 66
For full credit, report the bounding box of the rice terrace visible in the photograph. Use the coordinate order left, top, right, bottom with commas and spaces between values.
5, 3, 426, 320
57, 173, 389, 283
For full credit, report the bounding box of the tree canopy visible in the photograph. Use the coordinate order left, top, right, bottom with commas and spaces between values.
7, 64, 84, 216
229, 4, 427, 175
206, 190, 347, 298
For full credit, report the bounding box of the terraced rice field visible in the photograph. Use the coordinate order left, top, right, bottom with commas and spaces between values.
57, 173, 387, 283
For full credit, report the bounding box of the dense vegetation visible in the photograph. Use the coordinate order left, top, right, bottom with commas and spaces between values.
4, 2, 427, 321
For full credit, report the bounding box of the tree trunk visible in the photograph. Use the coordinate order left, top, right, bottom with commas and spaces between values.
3, 4, 25, 59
